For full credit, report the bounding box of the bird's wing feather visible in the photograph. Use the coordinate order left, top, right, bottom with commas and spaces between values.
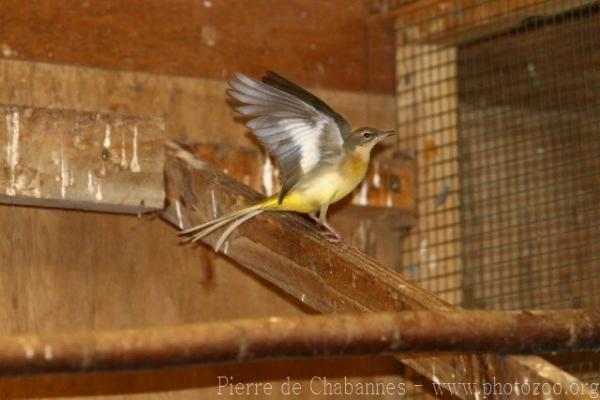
262, 71, 352, 139
228, 72, 347, 202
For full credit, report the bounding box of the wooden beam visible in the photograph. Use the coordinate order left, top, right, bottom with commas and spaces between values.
0, 309, 598, 376
0, 0, 395, 93
162, 143, 593, 400
389, 0, 594, 44
0, 104, 165, 213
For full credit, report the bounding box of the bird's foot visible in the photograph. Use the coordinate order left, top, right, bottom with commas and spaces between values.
321, 230, 342, 243
309, 210, 343, 243
319, 224, 343, 243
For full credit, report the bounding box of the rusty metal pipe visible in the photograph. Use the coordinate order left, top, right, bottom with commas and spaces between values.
0, 309, 598, 376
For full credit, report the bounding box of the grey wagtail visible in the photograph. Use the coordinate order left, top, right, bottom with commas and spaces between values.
179, 71, 396, 251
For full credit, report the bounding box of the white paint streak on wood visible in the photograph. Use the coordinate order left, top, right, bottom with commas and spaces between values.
5, 111, 20, 196
385, 192, 393, 207
357, 181, 368, 206
130, 125, 141, 172
43, 345, 53, 360
1, 43, 16, 57
120, 129, 128, 168
201, 25, 217, 47
262, 154, 274, 195
87, 170, 95, 194
59, 140, 69, 198
23, 344, 34, 359
372, 163, 381, 188
59, 133, 76, 199
14, 173, 27, 191
95, 181, 103, 201
103, 123, 111, 149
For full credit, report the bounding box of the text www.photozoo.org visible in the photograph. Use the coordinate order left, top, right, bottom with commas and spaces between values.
217, 376, 599, 398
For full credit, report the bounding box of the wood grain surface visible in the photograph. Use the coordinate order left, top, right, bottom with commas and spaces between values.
0, 104, 165, 213
0, 0, 396, 93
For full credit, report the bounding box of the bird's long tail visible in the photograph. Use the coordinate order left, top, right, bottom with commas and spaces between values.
179, 195, 279, 252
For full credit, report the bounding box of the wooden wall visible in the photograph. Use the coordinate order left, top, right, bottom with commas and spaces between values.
0, 0, 396, 94
0, 1, 406, 398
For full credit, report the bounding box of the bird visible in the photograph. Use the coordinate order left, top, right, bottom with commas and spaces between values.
179, 71, 396, 251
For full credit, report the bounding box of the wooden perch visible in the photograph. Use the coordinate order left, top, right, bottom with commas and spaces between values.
0, 104, 165, 213
162, 143, 593, 400
0, 309, 598, 376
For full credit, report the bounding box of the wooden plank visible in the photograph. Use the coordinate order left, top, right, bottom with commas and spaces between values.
0, 104, 165, 213
391, 0, 594, 44
0, 127, 415, 230
0, 59, 397, 150
0, 0, 395, 93
162, 142, 593, 400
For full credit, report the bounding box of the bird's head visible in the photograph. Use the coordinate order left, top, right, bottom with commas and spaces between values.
346, 127, 397, 152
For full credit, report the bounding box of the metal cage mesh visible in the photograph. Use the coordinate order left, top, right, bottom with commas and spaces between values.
390, 0, 600, 388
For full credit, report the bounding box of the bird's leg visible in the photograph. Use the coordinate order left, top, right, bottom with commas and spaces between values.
317, 203, 342, 242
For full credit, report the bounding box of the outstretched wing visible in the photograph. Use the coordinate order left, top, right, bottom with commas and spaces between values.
261, 71, 352, 138
228, 72, 350, 202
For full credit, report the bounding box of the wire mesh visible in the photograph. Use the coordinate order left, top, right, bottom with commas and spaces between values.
389, 0, 600, 389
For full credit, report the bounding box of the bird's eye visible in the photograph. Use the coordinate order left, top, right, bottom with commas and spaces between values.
363, 131, 375, 139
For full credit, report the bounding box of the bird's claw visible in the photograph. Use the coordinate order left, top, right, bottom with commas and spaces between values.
320, 228, 343, 243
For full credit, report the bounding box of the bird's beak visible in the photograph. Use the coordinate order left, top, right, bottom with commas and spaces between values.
381, 130, 398, 139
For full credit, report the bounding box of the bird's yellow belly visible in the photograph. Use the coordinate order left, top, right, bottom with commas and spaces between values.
280, 166, 366, 213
